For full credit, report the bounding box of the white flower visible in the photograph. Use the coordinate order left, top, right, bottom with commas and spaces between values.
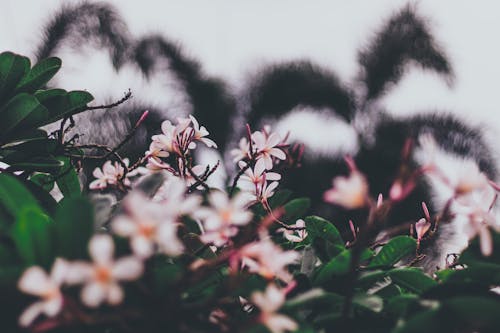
239, 239, 299, 282
67, 234, 143, 307
278, 219, 308, 243
231, 137, 251, 162
17, 258, 69, 327
189, 115, 217, 148
239, 161, 281, 188
196, 191, 252, 246
112, 192, 185, 258
153, 176, 201, 217
323, 171, 368, 209
252, 131, 286, 170
89, 159, 130, 190
197, 191, 252, 230
251, 284, 298, 333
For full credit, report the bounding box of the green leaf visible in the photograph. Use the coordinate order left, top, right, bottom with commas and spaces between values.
0, 93, 48, 138
388, 267, 437, 294
1, 128, 47, 147
369, 236, 416, 268
36, 90, 94, 125
313, 248, 373, 285
283, 197, 310, 222
16, 57, 61, 93
0, 173, 39, 221
353, 293, 383, 313
305, 215, 344, 261
10, 206, 54, 268
54, 157, 81, 198
385, 294, 419, 317
8, 157, 64, 173
0, 52, 30, 102
54, 197, 94, 259
30, 173, 55, 192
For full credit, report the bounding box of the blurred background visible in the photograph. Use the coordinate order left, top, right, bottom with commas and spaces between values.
1, 0, 500, 153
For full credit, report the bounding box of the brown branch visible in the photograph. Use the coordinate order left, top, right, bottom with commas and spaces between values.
83, 89, 132, 111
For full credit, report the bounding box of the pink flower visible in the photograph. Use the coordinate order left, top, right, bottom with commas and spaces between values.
112, 192, 185, 258
67, 235, 143, 307
239, 161, 281, 187
231, 137, 251, 162
189, 115, 217, 148
196, 191, 252, 246
277, 219, 308, 243
251, 284, 298, 333
415, 218, 431, 243
239, 239, 299, 282
323, 171, 368, 209
17, 259, 69, 327
252, 131, 286, 170
89, 159, 130, 190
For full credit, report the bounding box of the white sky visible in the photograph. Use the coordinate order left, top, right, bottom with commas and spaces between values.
2, 0, 500, 141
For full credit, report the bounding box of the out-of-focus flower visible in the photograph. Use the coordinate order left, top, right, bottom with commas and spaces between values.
153, 176, 202, 216
196, 191, 252, 246
231, 137, 251, 162
238, 239, 299, 282
251, 284, 298, 333
277, 219, 307, 243
89, 159, 130, 190
252, 131, 286, 170
323, 171, 368, 209
112, 192, 184, 258
67, 234, 143, 307
17, 258, 69, 327
415, 218, 431, 244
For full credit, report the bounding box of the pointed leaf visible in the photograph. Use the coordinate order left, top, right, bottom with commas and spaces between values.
16, 57, 61, 93
0, 52, 30, 102
368, 236, 416, 268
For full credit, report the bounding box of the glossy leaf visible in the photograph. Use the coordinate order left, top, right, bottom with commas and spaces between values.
16, 57, 61, 93
369, 236, 416, 268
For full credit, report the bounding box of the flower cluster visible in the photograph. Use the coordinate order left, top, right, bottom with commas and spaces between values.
18, 234, 143, 326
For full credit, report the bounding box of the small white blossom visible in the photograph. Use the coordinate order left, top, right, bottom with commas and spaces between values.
252, 131, 286, 170
323, 171, 368, 209
231, 137, 251, 162
189, 115, 217, 148
67, 234, 143, 307
17, 258, 69, 327
239, 239, 299, 282
89, 159, 131, 190
278, 219, 308, 243
112, 192, 185, 258
251, 284, 298, 333
196, 191, 252, 246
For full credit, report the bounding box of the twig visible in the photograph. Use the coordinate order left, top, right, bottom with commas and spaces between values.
83, 89, 132, 111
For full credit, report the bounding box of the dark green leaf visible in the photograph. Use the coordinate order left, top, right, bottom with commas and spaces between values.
30, 173, 55, 192
0, 93, 48, 138
16, 57, 61, 93
283, 197, 310, 222
388, 267, 437, 294
54, 157, 81, 198
0, 52, 30, 102
305, 215, 344, 261
10, 206, 54, 268
369, 236, 416, 268
0, 173, 39, 221
54, 197, 94, 259
313, 248, 373, 285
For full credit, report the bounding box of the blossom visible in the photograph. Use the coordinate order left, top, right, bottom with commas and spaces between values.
89, 159, 130, 190
112, 192, 185, 258
67, 234, 143, 307
251, 284, 298, 333
415, 218, 431, 243
231, 137, 251, 162
17, 258, 69, 327
153, 176, 201, 216
238, 239, 299, 282
239, 161, 281, 188
323, 171, 368, 209
277, 219, 307, 243
189, 115, 217, 148
196, 191, 252, 246
252, 131, 286, 170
